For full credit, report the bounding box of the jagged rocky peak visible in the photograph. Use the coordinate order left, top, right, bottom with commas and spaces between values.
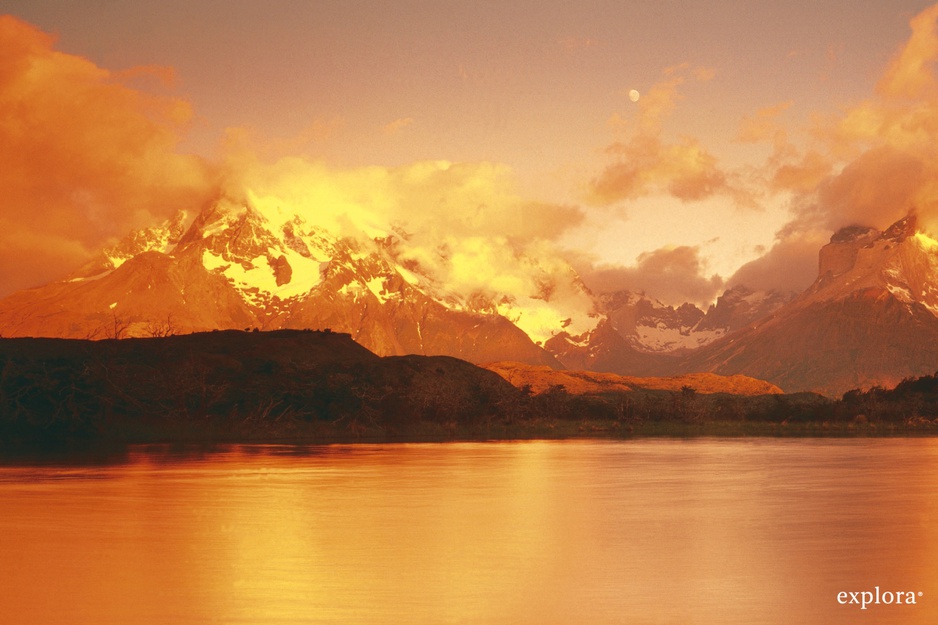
829, 224, 880, 245
806, 211, 938, 311
177, 196, 246, 243
702, 284, 759, 318
591, 289, 702, 330
695, 284, 794, 333
883, 212, 918, 242
713, 283, 754, 303
67, 209, 192, 279
672, 302, 706, 327
107, 209, 191, 260
819, 223, 880, 280
218, 214, 278, 261
819, 213, 920, 280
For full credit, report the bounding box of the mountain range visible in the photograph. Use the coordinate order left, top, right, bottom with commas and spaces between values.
680, 214, 938, 396
2, 194, 936, 397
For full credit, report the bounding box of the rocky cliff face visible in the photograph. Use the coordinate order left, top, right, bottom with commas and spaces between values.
816, 225, 880, 281
680, 213, 938, 395
803, 213, 938, 312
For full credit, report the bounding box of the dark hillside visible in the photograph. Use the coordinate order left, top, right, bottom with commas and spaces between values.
0, 330, 519, 446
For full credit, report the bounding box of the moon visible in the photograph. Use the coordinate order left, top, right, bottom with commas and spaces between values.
629, 89, 640, 102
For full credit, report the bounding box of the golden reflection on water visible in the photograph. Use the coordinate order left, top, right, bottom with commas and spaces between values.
209, 443, 562, 624
1, 439, 938, 624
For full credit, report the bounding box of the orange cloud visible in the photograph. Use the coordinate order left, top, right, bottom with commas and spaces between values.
728, 231, 826, 293
577, 245, 724, 306
221, 117, 344, 162
591, 136, 728, 203
694, 66, 717, 82
589, 65, 740, 205
0, 15, 215, 296
235, 157, 585, 250
382, 117, 415, 136
737, 101, 827, 198
730, 3, 938, 295
815, 146, 925, 228
113, 64, 178, 89
736, 101, 792, 144
877, 3, 938, 100
783, 5, 938, 234
770, 150, 832, 194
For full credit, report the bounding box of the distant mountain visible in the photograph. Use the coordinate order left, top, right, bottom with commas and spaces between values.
2, 192, 937, 396
680, 214, 938, 396
543, 285, 793, 374
0, 198, 559, 367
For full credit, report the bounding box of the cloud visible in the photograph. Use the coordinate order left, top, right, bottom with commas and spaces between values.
591, 135, 728, 203
731, 4, 938, 294
575, 245, 724, 306
727, 231, 826, 293
220, 117, 344, 163
816, 146, 925, 228
769, 149, 832, 194
382, 117, 414, 136
877, 3, 938, 100
0, 15, 215, 297
0, 16, 595, 339
588, 64, 744, 206
236, 158, 585, 243
787, 4, 938, 234
232, 157, 595, 340
736, 101, 792, 145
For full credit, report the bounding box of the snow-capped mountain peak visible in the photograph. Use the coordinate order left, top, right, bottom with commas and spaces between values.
68, 210, 192, 280
808, 211, 938, 314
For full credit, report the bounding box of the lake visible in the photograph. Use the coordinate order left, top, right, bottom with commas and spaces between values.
1, 438, 936, 624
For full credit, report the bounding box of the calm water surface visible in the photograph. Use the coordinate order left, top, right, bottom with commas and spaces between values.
1, 438, 937, 625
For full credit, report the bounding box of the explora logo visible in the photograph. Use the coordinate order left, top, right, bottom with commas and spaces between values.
837, 587, 923, 609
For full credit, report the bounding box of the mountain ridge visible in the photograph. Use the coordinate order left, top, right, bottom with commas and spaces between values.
3, 199, 938, 396
677, 213, 938, 395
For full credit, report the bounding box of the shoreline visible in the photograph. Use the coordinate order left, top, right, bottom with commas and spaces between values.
4, 417, 938, 459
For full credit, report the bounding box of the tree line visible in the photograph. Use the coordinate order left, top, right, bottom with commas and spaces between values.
1, 331, 937, 448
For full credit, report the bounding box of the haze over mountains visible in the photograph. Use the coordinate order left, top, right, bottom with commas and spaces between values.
2, 193, 936, 397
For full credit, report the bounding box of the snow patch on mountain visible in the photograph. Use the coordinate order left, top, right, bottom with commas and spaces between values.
914, 232, 938, 251
634, 324, 726, 352
201, 245, 323, 301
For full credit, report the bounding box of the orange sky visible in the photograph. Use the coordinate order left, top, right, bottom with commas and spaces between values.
2, 1, 938, 304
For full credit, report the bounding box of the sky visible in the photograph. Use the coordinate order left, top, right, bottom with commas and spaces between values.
2, 0, 938, 305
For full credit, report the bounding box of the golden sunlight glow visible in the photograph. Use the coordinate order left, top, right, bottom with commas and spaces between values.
5, 3, 938, 302
233, 157, 599, 341
914, 230, 938, 250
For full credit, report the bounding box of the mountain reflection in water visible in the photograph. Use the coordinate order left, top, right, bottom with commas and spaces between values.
1, 439, 936, 625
